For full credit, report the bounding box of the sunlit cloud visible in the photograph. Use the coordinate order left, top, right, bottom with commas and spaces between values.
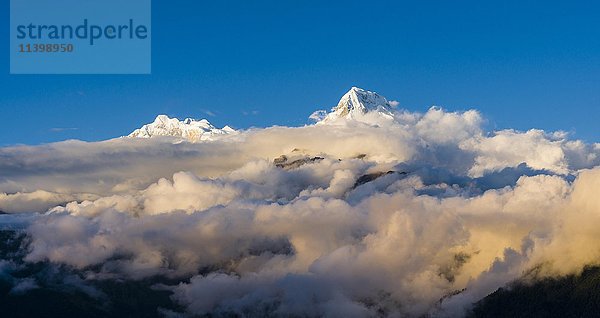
1, 88, 599, 317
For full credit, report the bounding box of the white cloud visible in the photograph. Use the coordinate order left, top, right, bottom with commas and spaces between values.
0, 105, 599, 316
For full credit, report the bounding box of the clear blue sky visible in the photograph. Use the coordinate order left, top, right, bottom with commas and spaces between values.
1, 0, 599, 145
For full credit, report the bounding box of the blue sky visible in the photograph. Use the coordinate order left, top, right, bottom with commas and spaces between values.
1, 0, 599, 146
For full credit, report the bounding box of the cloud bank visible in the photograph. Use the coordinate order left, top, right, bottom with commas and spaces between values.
1, 103, 599, 317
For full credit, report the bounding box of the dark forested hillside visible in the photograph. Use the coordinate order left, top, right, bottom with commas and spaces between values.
0, 230, 182, 318
469, 266, 600, 318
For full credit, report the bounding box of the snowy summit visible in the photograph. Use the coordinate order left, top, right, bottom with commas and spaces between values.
313, 87, 395, 123
128, 115, 235, 141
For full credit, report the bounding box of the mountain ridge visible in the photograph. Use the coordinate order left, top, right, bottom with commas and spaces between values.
128, 87, 395, 141
128, 115, 236, 142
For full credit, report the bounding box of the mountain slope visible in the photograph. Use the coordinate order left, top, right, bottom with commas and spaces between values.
468, 266, 600, 318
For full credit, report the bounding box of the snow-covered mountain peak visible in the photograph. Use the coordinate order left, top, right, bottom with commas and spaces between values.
128, 115, 236, 142
315, 87, 395, 123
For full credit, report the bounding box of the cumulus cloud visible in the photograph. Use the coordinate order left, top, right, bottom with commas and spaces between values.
0, 104, 599, 317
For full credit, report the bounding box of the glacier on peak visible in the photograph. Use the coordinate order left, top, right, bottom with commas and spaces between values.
313, 87, 396, 123
128, 115, 236, 142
